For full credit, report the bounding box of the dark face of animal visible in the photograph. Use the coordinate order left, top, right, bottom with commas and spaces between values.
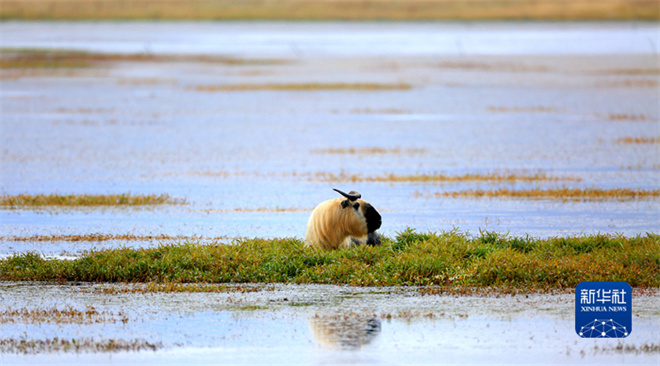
342, 199, 381, 232
361, 202, 381, 233
335, 188, 381, 233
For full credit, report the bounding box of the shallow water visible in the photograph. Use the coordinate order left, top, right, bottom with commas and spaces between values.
2, 22, 659, 255
0, 283, 658, 364
2, 22, 658, 56
0, 21, 659, 362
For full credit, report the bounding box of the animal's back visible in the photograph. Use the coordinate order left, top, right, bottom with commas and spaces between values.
305, 199, 348, 250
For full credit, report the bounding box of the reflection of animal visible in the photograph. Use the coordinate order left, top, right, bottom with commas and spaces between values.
305, 188, 382, 250
309, 314, 382, 350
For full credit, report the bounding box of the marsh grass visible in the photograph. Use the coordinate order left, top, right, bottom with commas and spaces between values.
603, 80, 659, 88
435, 187, 660, 201
0, 306, 129, 324
439, 62, 550, 72
311, 171, 580, 183
607, 114, 650, 122
312, 147, 427, 155
617, 137, 659, 144
1, 0, 657, 21
0, 193, 183, 207
487, 106, 560, 113
92, 283, 271, 294
0, 49, 94, 69
188, 170, 581, 183
0, 338, 161, 353
0, 49, 284, 69
0, 234, 226, 242
1, 229, 657, 292
191, 83, 412, 92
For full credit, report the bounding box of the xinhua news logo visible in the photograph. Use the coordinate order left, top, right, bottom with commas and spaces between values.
575, 281, 632, 338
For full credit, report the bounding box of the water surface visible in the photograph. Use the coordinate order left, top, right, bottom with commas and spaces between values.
0, 22, 658, 362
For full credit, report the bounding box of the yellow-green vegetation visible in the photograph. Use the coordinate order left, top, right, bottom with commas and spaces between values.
1, 229, 658, 292
93, 283, 270, 294
191, 83, 412, 92
0, 234, 219, 242
0, 48, 284, 69
0, 0, 656, 21
436, 187, 660, 201
0, 193, 183, 207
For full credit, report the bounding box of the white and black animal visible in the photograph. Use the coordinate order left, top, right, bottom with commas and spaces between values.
305, 188, 381, 250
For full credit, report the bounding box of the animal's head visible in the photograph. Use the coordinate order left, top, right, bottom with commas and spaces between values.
333, 188, 381, 233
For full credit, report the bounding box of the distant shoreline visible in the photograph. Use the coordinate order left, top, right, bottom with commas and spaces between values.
1, 0, 658, 21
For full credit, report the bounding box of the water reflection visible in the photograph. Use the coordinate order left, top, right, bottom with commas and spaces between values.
309, 314, 381, 350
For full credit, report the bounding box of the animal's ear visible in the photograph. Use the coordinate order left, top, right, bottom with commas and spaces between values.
341, 199, 350, 209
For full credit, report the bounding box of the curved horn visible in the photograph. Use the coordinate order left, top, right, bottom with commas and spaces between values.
333, 188, 361, 201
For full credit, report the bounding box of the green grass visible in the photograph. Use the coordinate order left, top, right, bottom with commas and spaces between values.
0, 193, 183, 207
1, 229, 657, 293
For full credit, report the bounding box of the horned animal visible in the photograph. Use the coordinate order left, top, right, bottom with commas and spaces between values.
305, 188, 382, 250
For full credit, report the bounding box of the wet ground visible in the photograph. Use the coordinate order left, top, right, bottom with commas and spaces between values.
1, 21, 659, 363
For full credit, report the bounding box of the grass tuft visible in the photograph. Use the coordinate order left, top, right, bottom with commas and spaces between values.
434, 187, 660, 201
616, 137, 659, 144
0, 49, 286, 69
0, 234, 227, 242
0, 338, 161, 353
1, 229, 657, 292
0, 193, 184, 207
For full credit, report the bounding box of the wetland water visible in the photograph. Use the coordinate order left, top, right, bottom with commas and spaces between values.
1, 283, 659, 364
1, 22, 659, 363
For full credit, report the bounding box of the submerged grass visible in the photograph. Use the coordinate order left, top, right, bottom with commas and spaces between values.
0, 306, 130, 324
607, 114, 651, 122
91, 283, 271, 294
1, 229, 657, 292
312, 171, 579, 183
0, 49, 285, 69
188, 170, 581, 183
434, 187, 660, 201
616, 137, 659, 144
0, 338, 161, 354
0, 234, 228, 242
312, 147, 427, 155
0, 193, 183, 207
191, 83, 412, 92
